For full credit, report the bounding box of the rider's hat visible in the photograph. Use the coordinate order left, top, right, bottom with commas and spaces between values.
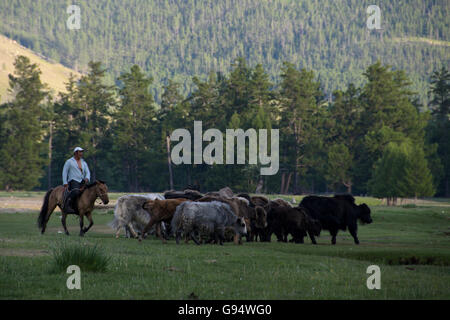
73, 147, 84, 153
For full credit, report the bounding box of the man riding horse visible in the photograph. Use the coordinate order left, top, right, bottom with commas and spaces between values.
38, 147, 109, 236
62, 147, 91, 214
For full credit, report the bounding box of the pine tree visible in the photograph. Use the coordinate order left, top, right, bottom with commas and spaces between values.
115, 65, 155, 191
399, 145, 435, 199
48, 74, 84, 188
369, 142, 409, 205
356, 61, 426, 193
369, 141, 435, 204
325, 143, 353, 193
325, 84, 363, 193
0, 56, 48, 190
190, 72, 221, 128
159, 79, 188, 189
279, 62, 322, 193
427, 67, 450, 196
76, 61, 115, 181
224, 57, 251, 121
248, 63, 273, 127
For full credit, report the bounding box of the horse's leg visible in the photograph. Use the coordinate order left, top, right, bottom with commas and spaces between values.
61, 213, 70, 235
82, 211, 94, 234
79, 214, 85, 237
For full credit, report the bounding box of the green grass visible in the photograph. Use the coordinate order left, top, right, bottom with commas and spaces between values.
0, 204, 449, 299
50, 241, 110, 273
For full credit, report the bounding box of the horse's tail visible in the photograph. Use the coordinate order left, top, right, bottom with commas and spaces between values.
38, 188, 53, 230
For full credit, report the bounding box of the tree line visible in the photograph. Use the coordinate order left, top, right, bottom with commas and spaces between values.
0, 56, 448, 202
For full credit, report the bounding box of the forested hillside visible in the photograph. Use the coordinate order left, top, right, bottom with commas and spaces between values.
0, 1, 448, 198
0, 0, 448, 103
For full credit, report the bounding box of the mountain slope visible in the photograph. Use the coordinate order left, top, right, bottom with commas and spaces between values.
0, 0, 448, 103
0, 34, 80, 103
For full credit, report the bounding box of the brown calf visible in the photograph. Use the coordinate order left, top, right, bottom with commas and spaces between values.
140, 198, 190, 243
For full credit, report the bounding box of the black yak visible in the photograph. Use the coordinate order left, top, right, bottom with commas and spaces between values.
299, 194, 372, 245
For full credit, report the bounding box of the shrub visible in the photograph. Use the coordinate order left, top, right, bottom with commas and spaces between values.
50, 241, 110, 273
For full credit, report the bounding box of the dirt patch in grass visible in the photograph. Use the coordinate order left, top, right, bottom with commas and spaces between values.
0, 208, 39, 214
0, 248, 49, 257
91, 225, 115, 235
44, 224, 115, 236
0, 197, 47, 211
0, 196, 116, 212
380, 198, 450, 207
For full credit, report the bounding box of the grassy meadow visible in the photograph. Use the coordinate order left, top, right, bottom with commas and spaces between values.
0, 194, 449, 300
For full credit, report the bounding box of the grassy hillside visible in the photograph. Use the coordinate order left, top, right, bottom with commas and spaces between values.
0, 203, 449, 299
0, 34, 80, 103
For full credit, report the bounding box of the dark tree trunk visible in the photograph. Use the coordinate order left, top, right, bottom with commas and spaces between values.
166, 135, 174, 190
344, 182, 352, 194
263, 176, 268, 194
47, 122, 53, 189
280, 172, 286, 194
285, 172, 293, 194
92, 156, 97, 182
134, 158, 139, 192
293, 170, 298, 194
446, 178, 449, 198
255, 176, 263, 193
126, 161, 132, 192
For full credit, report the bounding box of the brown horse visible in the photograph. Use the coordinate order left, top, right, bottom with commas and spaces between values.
37, 180, 109, 236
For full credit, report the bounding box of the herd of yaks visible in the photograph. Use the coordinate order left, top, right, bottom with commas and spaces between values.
109, 187, 373, 245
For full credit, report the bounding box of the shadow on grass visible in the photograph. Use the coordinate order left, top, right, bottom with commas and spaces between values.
297, 247, 450, 266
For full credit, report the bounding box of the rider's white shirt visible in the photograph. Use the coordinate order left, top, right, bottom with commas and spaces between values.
62, 157, 91, 185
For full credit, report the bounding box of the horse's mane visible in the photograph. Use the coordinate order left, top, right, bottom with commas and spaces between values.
86, 180, 105, 189
86, 182, 98, 189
